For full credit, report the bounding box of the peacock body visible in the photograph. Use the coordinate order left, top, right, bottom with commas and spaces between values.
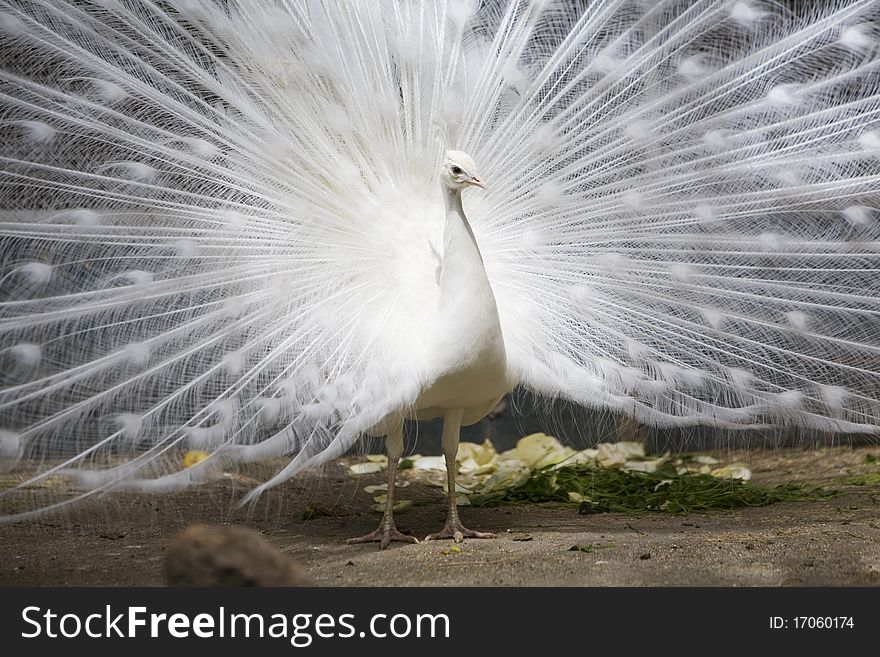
1, 0, 879, 541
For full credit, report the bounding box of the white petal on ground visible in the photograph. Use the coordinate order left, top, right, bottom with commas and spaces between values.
349, 462, 386, 475
711, 464, 751, 480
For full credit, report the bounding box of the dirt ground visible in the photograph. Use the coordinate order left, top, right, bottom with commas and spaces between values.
1, 446, 879, 586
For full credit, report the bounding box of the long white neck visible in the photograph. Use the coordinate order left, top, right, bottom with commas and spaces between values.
424, 183, 507, 394
438, 185, 492, 306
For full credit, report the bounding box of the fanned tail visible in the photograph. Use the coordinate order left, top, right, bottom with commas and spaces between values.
0, 0, 451, 519
2, 1, 879, 521
466, 0, 880, 434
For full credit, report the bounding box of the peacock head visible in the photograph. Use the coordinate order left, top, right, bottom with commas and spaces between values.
443, 150, 487, 192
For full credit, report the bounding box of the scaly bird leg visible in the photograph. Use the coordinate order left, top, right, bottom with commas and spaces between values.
347, 422, 418, 549
425, 408, 496, 543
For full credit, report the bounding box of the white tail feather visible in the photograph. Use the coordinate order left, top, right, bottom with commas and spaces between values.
1, 0, 879, 520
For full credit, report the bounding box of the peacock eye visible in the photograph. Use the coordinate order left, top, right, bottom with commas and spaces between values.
451, 166, 463, 175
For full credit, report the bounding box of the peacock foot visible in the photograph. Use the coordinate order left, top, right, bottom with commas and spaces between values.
424, 522, 496, 543
346, 525, 419, 550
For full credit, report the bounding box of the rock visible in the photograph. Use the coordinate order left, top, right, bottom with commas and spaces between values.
164, 524, 307, 586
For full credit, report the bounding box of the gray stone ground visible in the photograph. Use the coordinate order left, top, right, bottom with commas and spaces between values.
1, 447, 878, 586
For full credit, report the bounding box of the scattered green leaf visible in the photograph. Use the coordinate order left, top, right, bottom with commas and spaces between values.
840, 473, 880, 487
471, 462, 834, 513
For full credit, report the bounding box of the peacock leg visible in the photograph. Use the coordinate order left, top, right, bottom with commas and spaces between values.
346, 422, 418, 549
425, 408, 496, 543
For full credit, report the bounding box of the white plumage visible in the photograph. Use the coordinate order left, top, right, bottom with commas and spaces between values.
1, 0, 879, 542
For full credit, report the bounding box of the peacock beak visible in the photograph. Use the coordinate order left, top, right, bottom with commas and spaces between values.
468, 176, 487, 190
